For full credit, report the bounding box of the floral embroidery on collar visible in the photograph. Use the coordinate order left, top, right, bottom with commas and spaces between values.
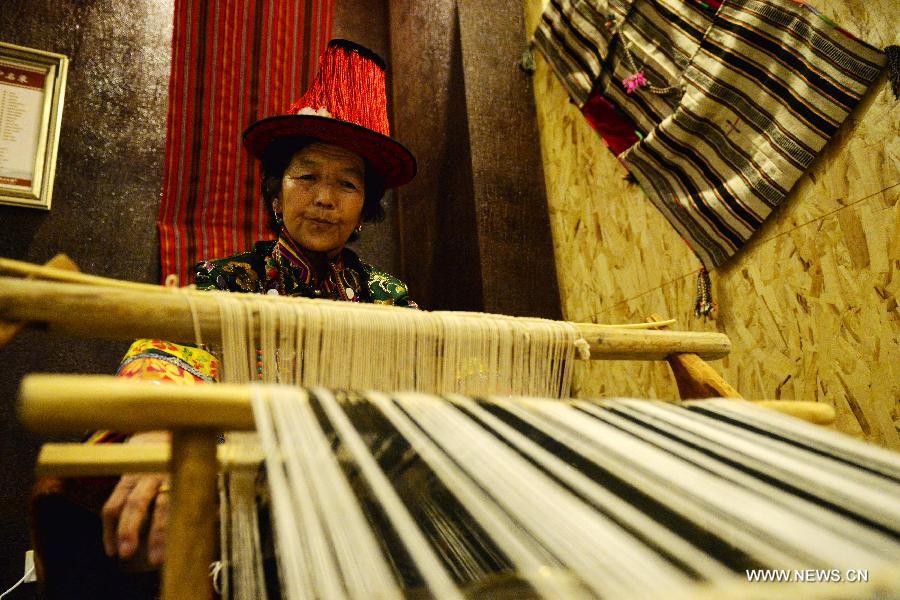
265, 232, 364, 302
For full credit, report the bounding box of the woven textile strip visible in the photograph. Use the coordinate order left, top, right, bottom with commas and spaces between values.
533, 0, 885, 267
158, 0, 334, 284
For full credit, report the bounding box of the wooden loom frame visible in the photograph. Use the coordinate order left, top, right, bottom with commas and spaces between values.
0, 256, 840, 417
2, 257, 837, 597
21, 376, 254, 600
19, 375, 844, 600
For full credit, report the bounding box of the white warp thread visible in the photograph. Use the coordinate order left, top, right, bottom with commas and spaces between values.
211, 292, 583, 599
214, 291, 579, 398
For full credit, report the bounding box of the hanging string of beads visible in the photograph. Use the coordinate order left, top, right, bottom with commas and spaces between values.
885, 46, 900, 100
602, 10, 680, 97
621, 43, 681, 96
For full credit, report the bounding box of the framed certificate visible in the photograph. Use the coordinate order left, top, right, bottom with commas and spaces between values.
0, 42, 68, 210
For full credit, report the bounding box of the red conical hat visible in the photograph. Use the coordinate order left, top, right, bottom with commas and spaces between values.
243, 39, 416, 189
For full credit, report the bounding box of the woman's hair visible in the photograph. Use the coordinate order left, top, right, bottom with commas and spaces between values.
260, 137, 386, 241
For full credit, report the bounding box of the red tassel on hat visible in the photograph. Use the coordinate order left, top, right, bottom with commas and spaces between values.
288, 40, 390, 137
242, 39, 416, 189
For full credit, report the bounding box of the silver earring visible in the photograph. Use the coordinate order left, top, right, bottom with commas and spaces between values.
355, 224, 363, 233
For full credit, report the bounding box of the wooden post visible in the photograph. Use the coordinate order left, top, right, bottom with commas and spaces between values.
667, 352, 742, 399
0, 254, 80, 349
18, 375, 256, 600
646, 314, 741, 399
162, 431, 219, 600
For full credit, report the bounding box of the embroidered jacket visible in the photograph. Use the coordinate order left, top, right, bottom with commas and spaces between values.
116, 237, 416, 386
193, 238, 418, 308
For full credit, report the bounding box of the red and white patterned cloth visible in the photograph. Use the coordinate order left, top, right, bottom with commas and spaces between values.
157, 0, 335, 284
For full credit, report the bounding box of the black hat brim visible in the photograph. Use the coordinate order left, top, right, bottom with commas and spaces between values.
243, 114, 417, 189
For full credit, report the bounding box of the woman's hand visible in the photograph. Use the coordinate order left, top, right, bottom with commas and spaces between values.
101, 431, 171, 566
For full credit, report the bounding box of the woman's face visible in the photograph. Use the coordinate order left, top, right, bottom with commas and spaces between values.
274, 143, 365, 257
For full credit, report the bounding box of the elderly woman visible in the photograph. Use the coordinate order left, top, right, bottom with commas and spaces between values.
192, 137, 416, 305
88, 39, 417, 576
199, 42, 416, 306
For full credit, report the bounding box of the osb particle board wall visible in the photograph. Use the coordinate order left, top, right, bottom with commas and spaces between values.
524, 0, 899, 450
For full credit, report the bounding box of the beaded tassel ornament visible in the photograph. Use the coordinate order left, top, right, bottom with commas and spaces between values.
694, 267, 716, 318
886, 46, 900, 100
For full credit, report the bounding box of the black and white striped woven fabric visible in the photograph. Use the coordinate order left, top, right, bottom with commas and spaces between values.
532, 0, 886, 266
239, 388, 900, 599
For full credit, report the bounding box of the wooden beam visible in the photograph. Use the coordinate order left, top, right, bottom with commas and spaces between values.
0, 254, 80, 349
36, 443, 264, 477
0, 278, 732, 360
645, 314, 739, 398
456, 0, 562, 319
579, 327, 730, 360
19, 375, 256, 434
161, 430, 218, 600
667, 352, 742, 399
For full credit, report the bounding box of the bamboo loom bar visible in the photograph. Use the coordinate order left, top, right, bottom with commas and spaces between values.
0, 255, 80, 349
0, 276, 731, 360
752, 400, 836, 425
18, 374, 236, 600
25, 378, 836, 503
35, 443, 264, 477
21, 374, 834, 449
33, 396, 833, 477
19, 375, 256, 434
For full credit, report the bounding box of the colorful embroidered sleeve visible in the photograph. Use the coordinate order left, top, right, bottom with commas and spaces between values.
116, 338, 219, 383
89, 340, 219, 444
362, 263, 419, 308
195, 254, 264, 293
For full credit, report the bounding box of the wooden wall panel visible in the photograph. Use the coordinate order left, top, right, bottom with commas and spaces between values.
717, 189, 900, 446
525, 0, 899, 448
389, 0, 485, 312
0, 0, 174, 588
391, 0, 561, 318
458, 1, 561, 319
331, 0, 402, 276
